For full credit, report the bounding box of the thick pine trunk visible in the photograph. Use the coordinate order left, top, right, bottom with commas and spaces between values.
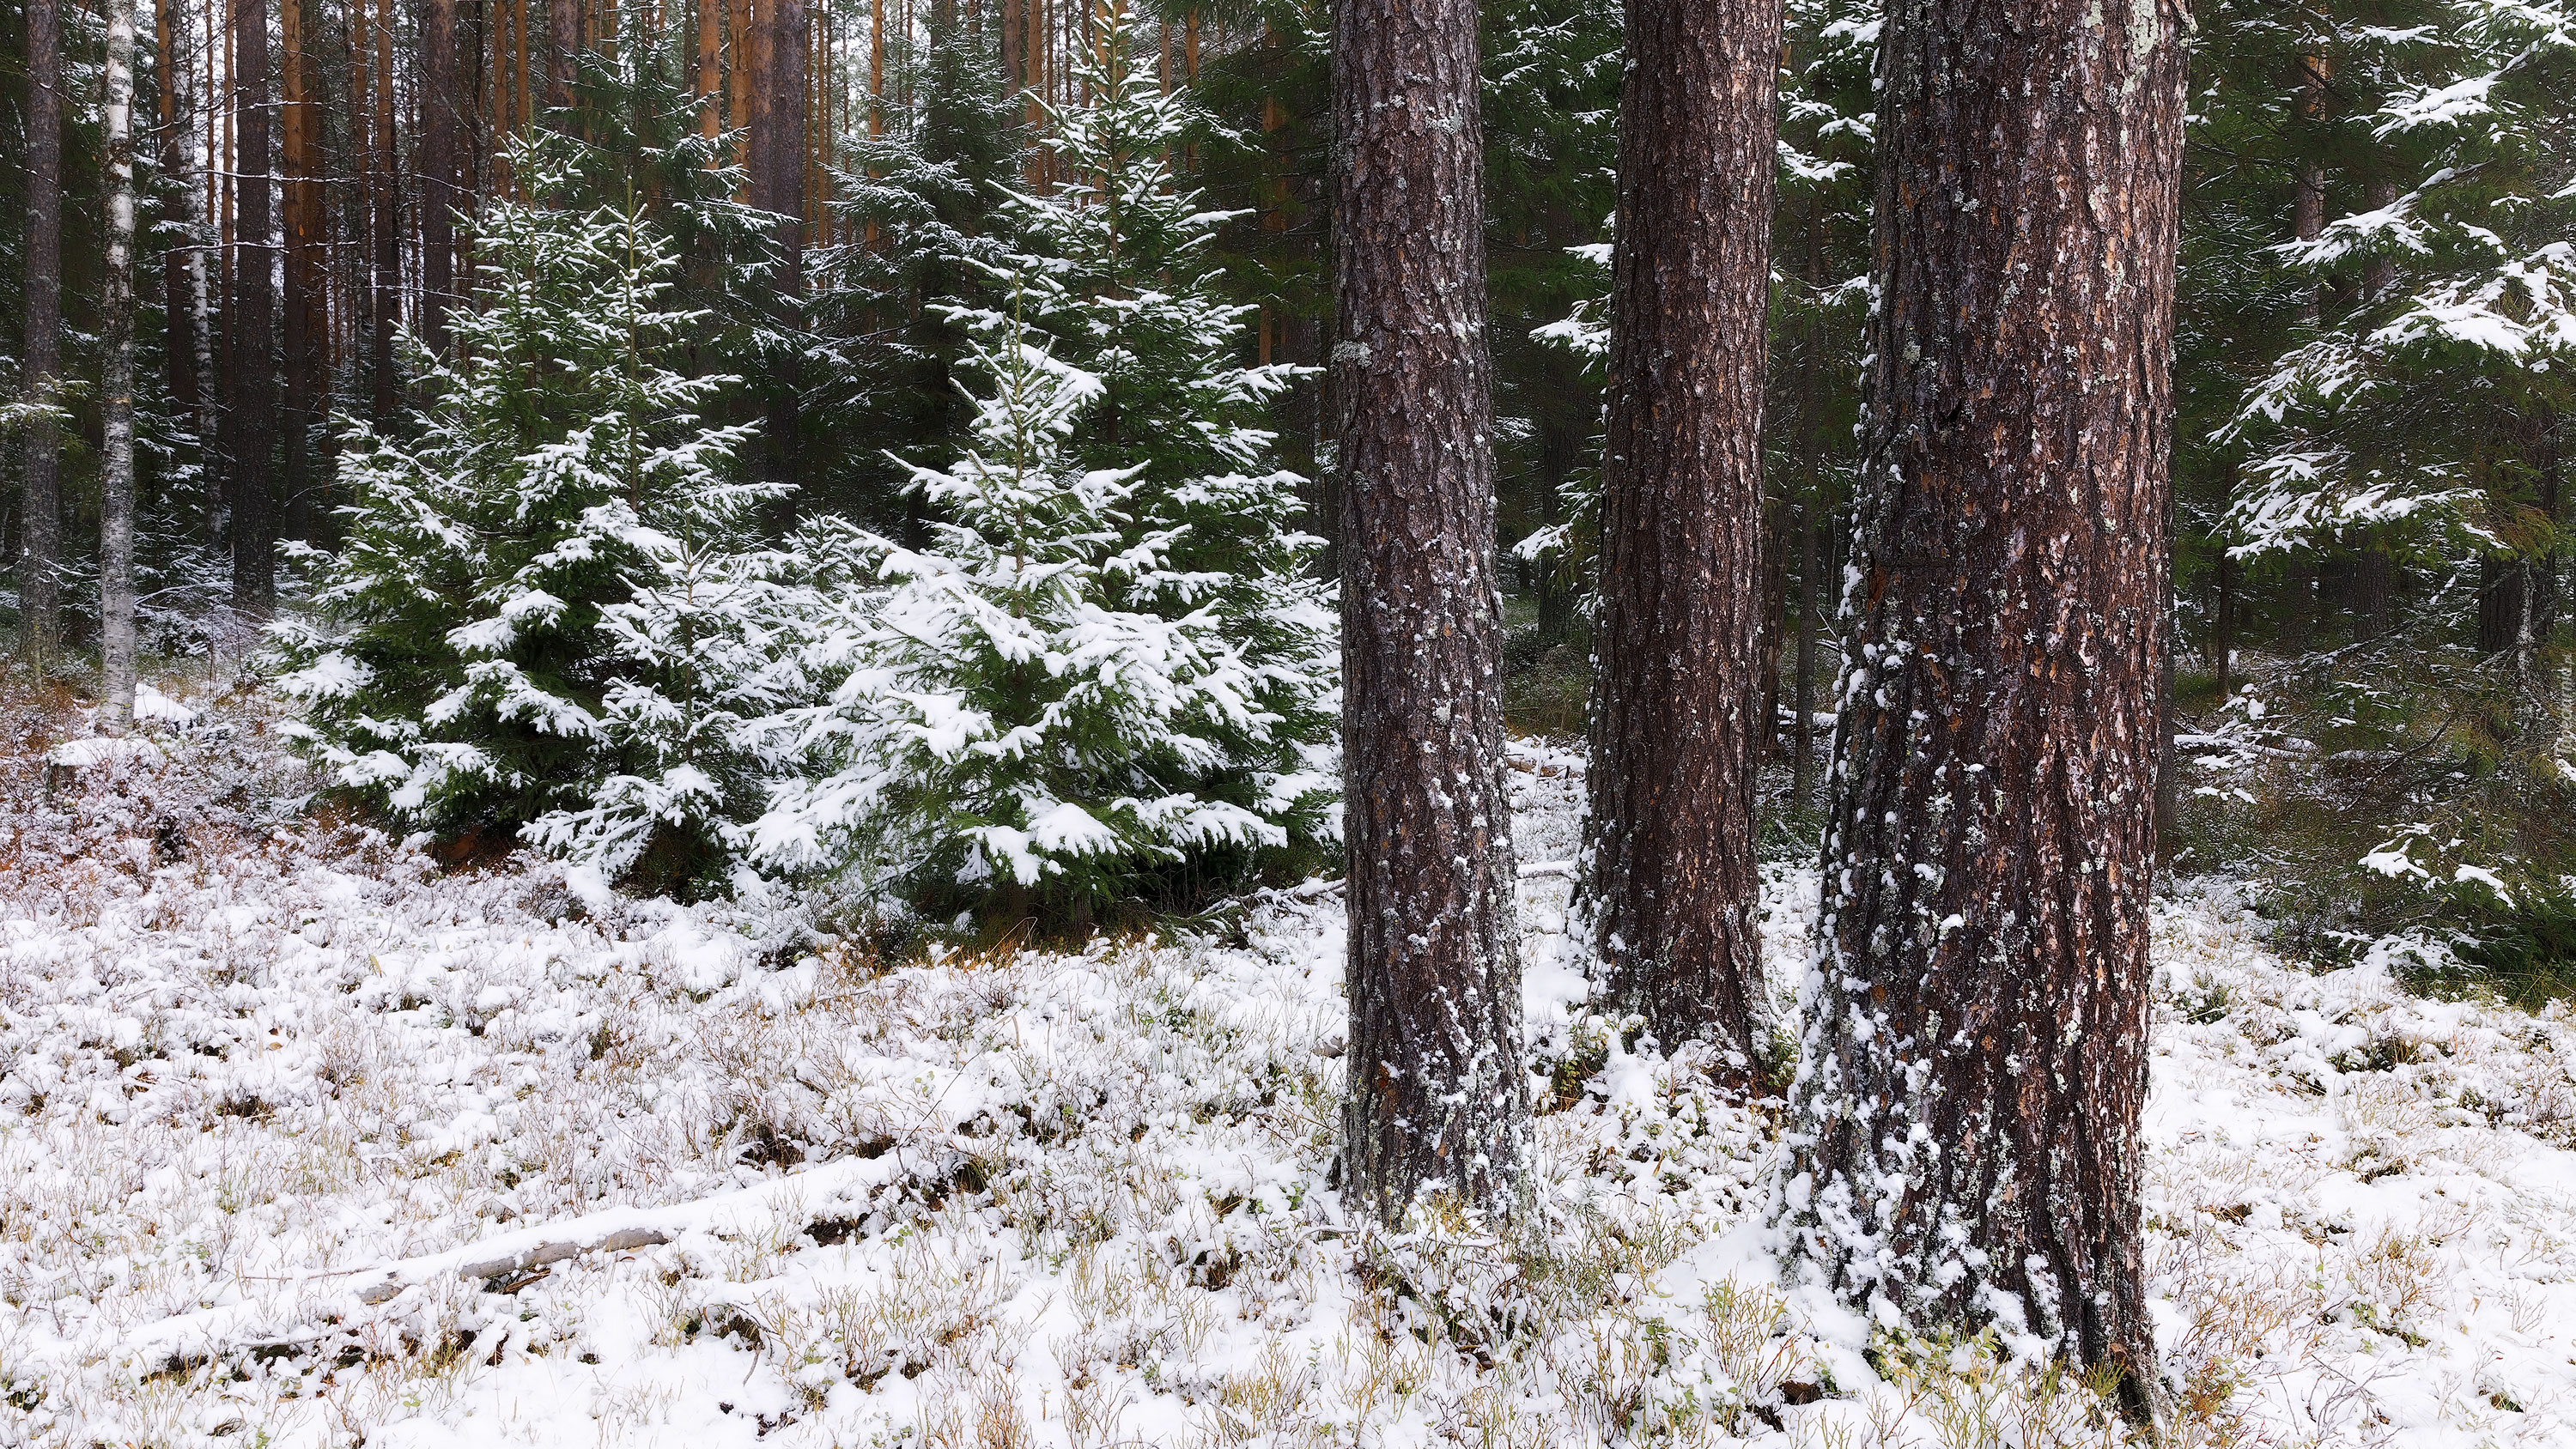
1782, 0, 2187, 1416
227, 0, 278, 609
422, 0, 464, 349
1329, 0, 1526, 1227
1581, 0, 1780, 1061
18, 0, 64, 665
104, 0, 142, 727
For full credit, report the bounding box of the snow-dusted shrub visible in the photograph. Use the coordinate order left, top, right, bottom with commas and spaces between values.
753, 15, 1336, 918
270, 135, 798, 894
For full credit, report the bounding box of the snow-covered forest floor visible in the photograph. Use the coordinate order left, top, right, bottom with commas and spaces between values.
13, 683, 2576, 1448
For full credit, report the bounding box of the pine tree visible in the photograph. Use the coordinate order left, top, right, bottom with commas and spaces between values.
272, 137, 781, 893
995, 9, 1331, 706
1331, 0, 1528, 1225
1781, 0, 2188, 1416
1580, 0, 1781, 1061
756, 18, 1338, 919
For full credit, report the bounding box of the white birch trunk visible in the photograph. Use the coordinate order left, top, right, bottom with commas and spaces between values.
102, 0, 141, 729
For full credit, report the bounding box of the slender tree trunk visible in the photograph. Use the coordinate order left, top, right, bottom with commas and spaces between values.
2295, 54, 2328, 327
1330, 0, 1526, 1227
1792, 219, 1829, 813
2157, 480, 2178, 861
1793, 492, 1819, 809
2213, 549, 2233, 703
159, 0, 204, 425
550, 0, 580, 116
2354, 537, 2393, 640
104, 0, 143, 726
697, 0, 723, 150
2362, 177, 2399, 303
1781, 0, 2187, 1419
18, 0, 64, 665
728, 0, 751, 190
422, 0, 463, 349
752, 0, 808, 499
999, 0, 1021, 103
1581, 0, 1779, 1060
228, 0, 278, 609
371, 0, 400, 420
281, 0, 325, 541
196, 0, 221, 454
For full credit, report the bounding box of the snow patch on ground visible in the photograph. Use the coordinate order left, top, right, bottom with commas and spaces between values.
9, 718, 2576, 1446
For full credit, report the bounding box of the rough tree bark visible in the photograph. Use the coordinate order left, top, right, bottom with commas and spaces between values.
1780, 0, 2188, 1419
1580, 0, 1780, 1062
1329, 0, 1527, 1227
18, 0, 64, 665
104, 0, 142, 728
227, 0, 278, 609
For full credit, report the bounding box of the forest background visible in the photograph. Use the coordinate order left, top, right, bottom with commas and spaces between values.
0, 0, 2572, 973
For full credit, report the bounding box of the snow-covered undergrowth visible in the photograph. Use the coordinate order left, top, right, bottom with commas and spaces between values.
11, 690, 2576, 1447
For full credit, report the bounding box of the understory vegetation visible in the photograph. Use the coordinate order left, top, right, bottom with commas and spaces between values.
9, 671, 2576, 1446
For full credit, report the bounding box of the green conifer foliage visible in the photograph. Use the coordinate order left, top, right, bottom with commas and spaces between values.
754, 12, 1337, 919
273, 137, 787, 893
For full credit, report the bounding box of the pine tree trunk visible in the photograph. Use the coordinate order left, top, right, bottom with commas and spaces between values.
423, 0, 463, 349
550, 0, 580, 115
1782, 0, 2187, 1418
281, 0, 325, 541
698, 0, 723, 149
18, 0, 65, 666
1329, 0, 1527, 1228
227, 0, 278, 609
1581, 0, 1779, 1061
999, 0, 1021, 103
104, 0, 143, 728
753, 0, 807, 498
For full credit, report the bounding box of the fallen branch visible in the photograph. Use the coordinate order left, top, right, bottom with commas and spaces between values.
121, 1151, 908, 1373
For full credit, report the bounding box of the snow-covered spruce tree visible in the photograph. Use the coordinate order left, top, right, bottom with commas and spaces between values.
2221, 3, 2574, 634
989, 5, 1331, 665
272, 135, 793, 894
813, 7, 1028, 523
756, 20, 1337, 922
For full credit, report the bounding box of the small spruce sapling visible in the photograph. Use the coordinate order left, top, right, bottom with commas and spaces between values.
274, 135, 787, 893
756, 21, 1336, 918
